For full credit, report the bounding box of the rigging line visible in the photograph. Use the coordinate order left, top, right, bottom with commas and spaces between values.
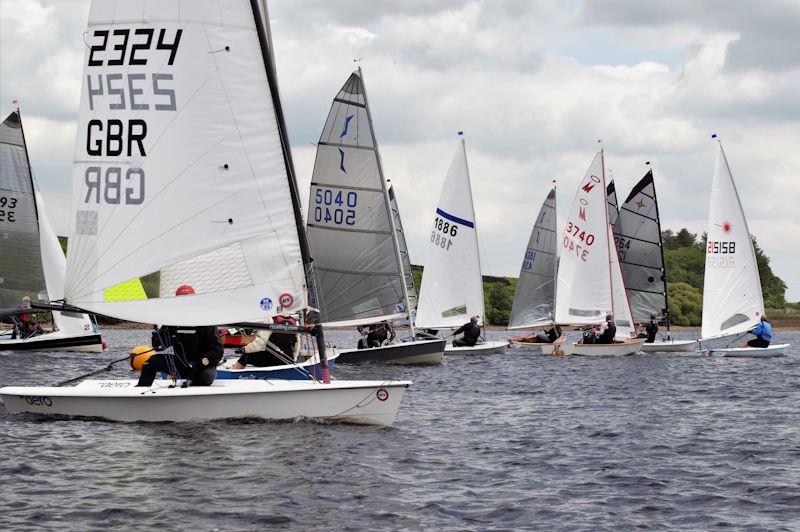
68, 188, 250, 300
67, 130, 239, 297
307, 224, 392, 236
619, 205, 658, 222
317, 141, 374, 152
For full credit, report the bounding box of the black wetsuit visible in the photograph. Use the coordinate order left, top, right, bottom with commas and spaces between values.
644, 321, 658, 343
594, 323, 617, 344
137, 326, 223, 386
236, 332, 297, 367
453, 322, 481, 347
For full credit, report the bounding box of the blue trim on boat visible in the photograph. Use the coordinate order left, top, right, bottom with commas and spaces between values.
436, 207, 474, 228
216, 358, 335, 381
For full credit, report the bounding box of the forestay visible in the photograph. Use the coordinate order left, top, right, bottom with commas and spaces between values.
416, 138, 484, 329
0, 111, 47, 308
508, 187, 557, 329
607, 181, 619, 226
609, 224, 635, 338
554, 151, 612, 325
389, 185, 417, 315
306, 71, 408, 326
64, 0, 308, 326
613, 170, 668, 323
701, 140, 764, 339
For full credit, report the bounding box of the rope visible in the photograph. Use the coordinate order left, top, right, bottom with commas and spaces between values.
55, 355, 131, 387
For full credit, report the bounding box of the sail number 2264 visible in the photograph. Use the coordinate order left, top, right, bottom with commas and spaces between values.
563, 222, 595, 262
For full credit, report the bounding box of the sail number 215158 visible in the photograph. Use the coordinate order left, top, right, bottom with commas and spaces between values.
563, 222, 595, 262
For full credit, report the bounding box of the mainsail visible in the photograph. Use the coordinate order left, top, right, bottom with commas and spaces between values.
389, 185, 417, 315
607, 180, 619, 226
64, 0, 314, 326
0, 111, 47, 308
613, 170, 668, 323
306, 70, 410, 326
609, 224, 635, 338
701, 139, 764, 339
508, 187, 557, 329
416, 136, 484, 329
554, 151, 612, 325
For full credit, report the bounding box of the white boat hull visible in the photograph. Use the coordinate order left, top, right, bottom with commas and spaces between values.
445, 340, 509, 355
541, 338, 645, 356
704, 343, 790, 358
640, 339, 697, 353
0, 330, 104, 353
0, 378, 411, 426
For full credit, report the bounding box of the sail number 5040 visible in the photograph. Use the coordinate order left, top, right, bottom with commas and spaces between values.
313, 188, 357, 226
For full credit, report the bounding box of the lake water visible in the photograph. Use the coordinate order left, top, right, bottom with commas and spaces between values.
1, 328, 799, 530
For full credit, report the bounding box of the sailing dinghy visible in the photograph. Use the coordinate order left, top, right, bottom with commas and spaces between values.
0, 0, 410, 425
540, 151, 644, 356
507, 187, 562, 349
698, 138, 789, 357
0, 110, 103, 353
304, 69, 444, 365
415, 135, 508, 355
613, 168, 695, 352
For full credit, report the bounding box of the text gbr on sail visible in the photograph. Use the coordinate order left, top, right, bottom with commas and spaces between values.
82, 28, 183, 206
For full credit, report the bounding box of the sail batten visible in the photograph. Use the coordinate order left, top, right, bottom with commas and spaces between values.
306, 70, 410, 325
508, 187, 557, 329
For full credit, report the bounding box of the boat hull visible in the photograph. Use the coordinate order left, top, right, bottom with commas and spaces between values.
445, 340, 509, 355
0, 332, 104, 353
336, 339, 444, 365
640, 340, 697, 353
0, 379, 411, 426
705, 343, 790, 358
541, 338, 644, 356
216, 352, 337, 381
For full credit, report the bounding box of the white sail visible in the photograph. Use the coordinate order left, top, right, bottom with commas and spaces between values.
64, 0, 308, 326
416, 137, 484, 329
508, 187, 557, 329
701, 140, 764, 339
609, 224, 635, 339
554, 151, 612, 325
607, 180, 619, 226
306, 71, 409, 326
389, 185, 418, 315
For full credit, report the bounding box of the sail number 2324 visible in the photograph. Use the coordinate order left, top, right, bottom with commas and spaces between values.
431, 216, 459, 251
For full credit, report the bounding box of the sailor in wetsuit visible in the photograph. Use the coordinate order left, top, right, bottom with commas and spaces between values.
745, 315, 772, 348
453, 316, 481, 347
584, 314, 616, 344
637, 313, 658, 343
136, 285, 223, 387
535, 325, 562, 343
231, 315, 301, 368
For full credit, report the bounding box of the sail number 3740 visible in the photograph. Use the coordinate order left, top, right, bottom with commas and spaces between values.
563, 222, 595, 262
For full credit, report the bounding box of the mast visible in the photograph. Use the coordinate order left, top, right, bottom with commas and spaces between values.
460, 133, 486, 325
648, 163, 670, 336
248, 0, 328, 378
601, 149, 615, 320
357, 67, 415, 336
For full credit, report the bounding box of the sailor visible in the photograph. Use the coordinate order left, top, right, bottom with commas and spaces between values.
593, 313, 617, 344
745, 315, 772, 348
535, 324, 562, 343
366, 320, 395, 348
637, 313, 658, 343
13, 296, 44, 339
136, 285, 223, 387
453, 316, 481, 347
231, 315, 301, 369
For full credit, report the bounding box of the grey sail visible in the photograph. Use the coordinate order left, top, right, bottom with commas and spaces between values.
0, 111, 47, 308
607, 180, 619, 225
307, 71, 408, 326
388, 185, 417, 314
508, 187, 557, 329
613, 170, 668, 323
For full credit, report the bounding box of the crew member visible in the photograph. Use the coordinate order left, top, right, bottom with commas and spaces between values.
453, 316, 481, 347
745, 315, 772, 348
637, 313, 658, 343
593, 313, 617, 344
13, 295, 44, 339
366, 320, 395, 348
535, 324, 562, 343
136, 285, 223, 387
231, 315, 301, 369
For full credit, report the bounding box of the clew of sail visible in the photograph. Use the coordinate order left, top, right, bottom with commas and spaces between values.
613, 170, 668, 324
416, 137, 484, 329
508, 187, 557, 330
701, 140, 764, 340
64, 0, 310, 326
306, 70, 408, 326
554, 151, 612, 326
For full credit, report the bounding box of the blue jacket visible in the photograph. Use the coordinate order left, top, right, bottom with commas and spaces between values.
751, 321, 772, 341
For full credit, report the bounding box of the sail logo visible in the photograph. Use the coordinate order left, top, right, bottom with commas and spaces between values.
340, 115, 354, 138
715, 220, 733, 235
581, 174, 601, 194
338, 148, 347, 173
635, 198, 646, 210
578, 198, 588, 221
260, 297, 273, 311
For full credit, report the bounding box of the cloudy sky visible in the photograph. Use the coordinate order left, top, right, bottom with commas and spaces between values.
1, 0, 798, 300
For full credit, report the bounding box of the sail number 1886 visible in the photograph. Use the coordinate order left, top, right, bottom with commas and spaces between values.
431, 216, 459, 251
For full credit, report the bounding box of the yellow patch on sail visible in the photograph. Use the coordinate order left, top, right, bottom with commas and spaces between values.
103, 278, 147, 301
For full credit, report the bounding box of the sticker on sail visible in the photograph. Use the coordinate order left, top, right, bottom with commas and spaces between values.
376, 389, 389, 401
395, 303, 405, 313
260, 297, 273, 311
279, 293, 294, 308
